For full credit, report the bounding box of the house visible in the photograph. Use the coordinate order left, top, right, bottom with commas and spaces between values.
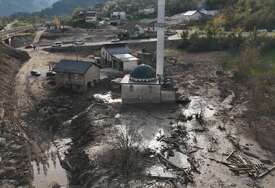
52, 60, 101, 91
45, 21, 60, 32
183, 10, 204, 21
138, 8, 155, 15
169, 9, 218, 24
111, 12, 127, 20
85, 10, 97, 23
200, 9, 218, 17
120, 64, 176, 104
77, 9, 97, 23
110, 12, 127, 25
128, 24, 145, 38
101, 43, 139, 72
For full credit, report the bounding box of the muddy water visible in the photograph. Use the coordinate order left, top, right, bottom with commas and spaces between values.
31, 139, 71, 188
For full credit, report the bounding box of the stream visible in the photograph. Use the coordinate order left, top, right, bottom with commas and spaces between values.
31, 138, 71, 188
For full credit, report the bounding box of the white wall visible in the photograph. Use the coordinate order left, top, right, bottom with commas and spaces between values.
84, 65, 100, 85
184, 12, 202, 21
121, 84, 161, 104
123, 60, 138, 72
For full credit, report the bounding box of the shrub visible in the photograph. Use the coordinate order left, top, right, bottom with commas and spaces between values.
179, 31, 244, 52
96, 125, 146, 185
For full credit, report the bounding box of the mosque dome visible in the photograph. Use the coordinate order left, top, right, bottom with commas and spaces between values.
130, 64, 157, 82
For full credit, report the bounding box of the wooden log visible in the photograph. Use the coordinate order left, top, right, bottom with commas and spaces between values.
257, 166, 275, 179
225, 150, 236, 161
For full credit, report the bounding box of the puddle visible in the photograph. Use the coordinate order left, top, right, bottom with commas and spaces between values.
32, 138, 71, 188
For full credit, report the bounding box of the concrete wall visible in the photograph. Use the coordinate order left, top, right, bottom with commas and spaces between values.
84, 65, 100, 85
121, 84, 161, 104
161, 90, 176, 103
55, 66, 100, 90
123, 60, 138, 72
55, 73, 86, 91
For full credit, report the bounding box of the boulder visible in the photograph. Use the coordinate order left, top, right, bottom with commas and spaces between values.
0, 108, 4, 119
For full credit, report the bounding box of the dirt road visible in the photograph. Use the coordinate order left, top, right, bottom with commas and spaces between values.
15, 50, 56, 116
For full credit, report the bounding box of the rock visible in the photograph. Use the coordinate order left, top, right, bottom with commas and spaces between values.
0, 137, 6, 145
0, 183, 16, 188
0, 108, 4, 119
177, 96, 191, 106
57, 108, 67, 113
217, 125, 226, 131
115, 114, 121, 119
39, 107, 49, 115
222, 91, 235, 109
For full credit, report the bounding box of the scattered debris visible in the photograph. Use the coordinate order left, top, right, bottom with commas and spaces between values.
211, 150, 271, 179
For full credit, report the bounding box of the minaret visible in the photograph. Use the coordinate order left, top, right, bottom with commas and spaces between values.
156, 0, 165, 79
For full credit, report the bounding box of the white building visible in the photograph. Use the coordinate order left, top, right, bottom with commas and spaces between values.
138, 8, 156, 15
111, 12, 127, 20
169, 9, 218, 24
85, 10, 97, 23
120, 0, 177, 104
120, 64, 176, 104
53, 60, 101, 91
101, 44, 139, 72
183, 10, 203, 21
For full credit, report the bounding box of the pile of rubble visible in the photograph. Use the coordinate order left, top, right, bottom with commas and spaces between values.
211, 150, 275, 180
147, 123, 202, 186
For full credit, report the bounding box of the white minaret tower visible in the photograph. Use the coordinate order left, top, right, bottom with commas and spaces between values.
156, 0, 165, 79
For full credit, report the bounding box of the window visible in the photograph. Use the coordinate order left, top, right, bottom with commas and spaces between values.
72, 74, 80, 80
130, 85, 134, 92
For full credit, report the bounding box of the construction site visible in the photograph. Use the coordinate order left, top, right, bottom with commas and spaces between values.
1, 1, 275, 188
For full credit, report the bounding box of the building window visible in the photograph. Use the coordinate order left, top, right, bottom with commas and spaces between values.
72, 74, 80, 80
130, 85, 134, 92
149, 86, 153, 93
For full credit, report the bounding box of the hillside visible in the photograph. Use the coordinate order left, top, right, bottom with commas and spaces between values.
39, 0, 106, 16
217, 0, 275, 30
103, 0, 239, 16
0, 0, 58, 16
0, 43, 29, 118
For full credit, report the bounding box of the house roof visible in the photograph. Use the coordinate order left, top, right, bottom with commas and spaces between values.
103, 43, 129, 55
199, 9, 218, 16
183, 10, 198, 16
53, 60, 99, 74
114, 54, 139, 62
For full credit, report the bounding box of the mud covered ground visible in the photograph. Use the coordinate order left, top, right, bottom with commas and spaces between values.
1, 45, 275, 188
60, 50, 275, 187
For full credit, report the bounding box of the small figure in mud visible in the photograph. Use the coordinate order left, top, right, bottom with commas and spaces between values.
49, 182, 61, 188
195, 113, 205, 126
